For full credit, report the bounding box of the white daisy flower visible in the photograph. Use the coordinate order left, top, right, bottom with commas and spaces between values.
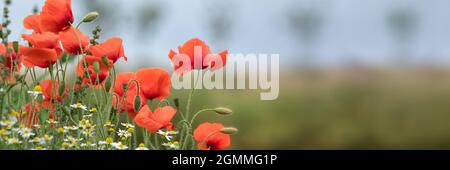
70, 103, 88, 111
33, 124, 41, 129
136, 143, 149, 150
0, 120, 15, 127
80, 142, 96, 147
7, 137, 23, 145
162, 141, 180, 150
46, 119, 58, 124
121, 123, 135, 129
82, 114, 93, 119
64, 126, 79, 131
157, 130, 179, 141
112, 142, 128, 150
117, 129, 132, 138
18, 128, 35, 139
81, 129, 95, 137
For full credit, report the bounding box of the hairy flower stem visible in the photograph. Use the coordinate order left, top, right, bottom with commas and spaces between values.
182, 70, 202, 149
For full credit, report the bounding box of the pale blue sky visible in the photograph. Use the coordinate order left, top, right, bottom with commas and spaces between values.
6, 0, 450, 68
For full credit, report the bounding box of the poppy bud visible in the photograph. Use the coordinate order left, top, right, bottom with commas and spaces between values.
12, 41, 19, 53
82, 11, 99, 23
101, 55, 110, 67
104, 76, 112, 91
58, 82, 66, 97
61, 53, 69, 63
93, 61, 100, 73
219, 127, 238, 135
133, 95, 141, 113
214, 107, 233, 115
174, 98, 180, 108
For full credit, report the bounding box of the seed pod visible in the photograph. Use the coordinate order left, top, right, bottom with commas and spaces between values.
12, 41, 19, 53
82, 11, 99, 23
133, 95, 141, 113
104, 76, 112, 92
101, 55, 110, 67
61, 53, 68, 63
93, 61, 100, 73
219, 127, 238, 135
214, 107, 233, 115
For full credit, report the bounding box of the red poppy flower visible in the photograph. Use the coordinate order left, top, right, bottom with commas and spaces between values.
59, 27, 90, 55
193, 122, 231, 150
22, 102, 40, 128
21, 32, 62, 68
39, 0, 74, 33
168, 38, 228, 76
0, 42, 24, 72
22, 32, 60, 49
134, 105, 177, 133
40, 80, 68, 102
89, 37, 127, 63
21, 100, 55, 128
23, 14, 42, 33
135, 68, 171, 101
113, 72, 137, 96
77, 55, 112, 85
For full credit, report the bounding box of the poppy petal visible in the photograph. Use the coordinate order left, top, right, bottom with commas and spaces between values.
59, 27, 90, 55
89, 37, 127, 63
39, 0, 74, 33
22, 47, 59, 68
135, 68, 171, 100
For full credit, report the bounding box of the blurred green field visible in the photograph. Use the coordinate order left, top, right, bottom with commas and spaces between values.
169, 67, 450, 149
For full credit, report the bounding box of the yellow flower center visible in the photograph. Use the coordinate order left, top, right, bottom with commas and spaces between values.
33, 85, 41, 92
44, 134, 51, 141
90, 108, 97, 113
0, 129, 6, 135
57, 128, 64, 133
106, 137, 113, 144
10, 110, 19, 116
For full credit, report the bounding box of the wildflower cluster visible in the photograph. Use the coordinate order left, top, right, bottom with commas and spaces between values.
0, 0, 236, 150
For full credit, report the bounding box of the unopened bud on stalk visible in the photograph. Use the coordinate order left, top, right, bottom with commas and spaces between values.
214, 107, 233, 115
58, 83, 65, 96
93, 61, 100, 73
105, 76, 112, 91
133, 95, 141, 113
174, 98, 180, 108
101, 56, 110, 67
82, 11, 99, 23
219, 127, 238, 135
12, 41, 18, 53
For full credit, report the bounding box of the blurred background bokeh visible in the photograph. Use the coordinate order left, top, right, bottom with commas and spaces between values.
7, 0, 450, 149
